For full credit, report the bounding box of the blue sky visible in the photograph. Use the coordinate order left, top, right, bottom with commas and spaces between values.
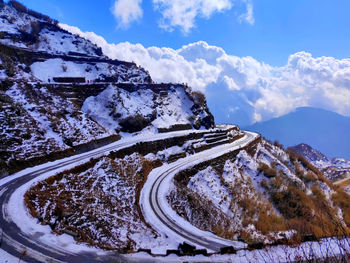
18, 0, 350, 66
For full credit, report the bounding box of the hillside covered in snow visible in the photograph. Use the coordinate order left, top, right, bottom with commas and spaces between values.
169, 139, 350, 246
0, 0, 214, 176
24, 128, 350, 255
289, 143, 350, 182
2, 2, 350, 262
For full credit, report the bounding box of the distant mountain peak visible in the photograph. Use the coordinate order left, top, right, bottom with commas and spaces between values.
247, 106, 350, 160
288, 143, 330, 167
289, 143, 328, 162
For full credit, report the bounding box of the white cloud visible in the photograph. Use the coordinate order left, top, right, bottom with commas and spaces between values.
109, 0, 254, 32
153, 0, 252, 33
111, 0, 143, 28
239, 0, 255, 25
60, 23, 350, 126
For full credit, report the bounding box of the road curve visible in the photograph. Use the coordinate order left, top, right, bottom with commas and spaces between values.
0, 129, 212, 263
0, 128, 258, 262
141, 131, 259, 253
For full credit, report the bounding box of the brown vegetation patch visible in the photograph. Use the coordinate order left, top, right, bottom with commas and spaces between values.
170, 139, 350, 248
25, 154, 161, 252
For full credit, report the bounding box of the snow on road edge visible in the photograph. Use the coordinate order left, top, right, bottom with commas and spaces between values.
140, 132, 258, 253
0, 127, 232, 260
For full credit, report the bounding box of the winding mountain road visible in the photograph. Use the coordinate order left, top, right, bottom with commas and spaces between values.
141, 131, 258, 253
0, 128, 258, 262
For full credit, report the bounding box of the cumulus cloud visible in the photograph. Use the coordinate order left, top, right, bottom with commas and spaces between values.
60, 23, 350, 126
109, 0, 254, 32
111, 0, 143, 28
153, 0, 233, 33
238, 0, 255, 25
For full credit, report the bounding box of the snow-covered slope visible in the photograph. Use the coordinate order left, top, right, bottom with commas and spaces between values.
169, 139, 350, 246
0, 1, 215, 176
25, 154, 168, 251
0, 81, 113, 175
0, 1, 101, 56
289, 143, 350, 181
82, 84, 214, 133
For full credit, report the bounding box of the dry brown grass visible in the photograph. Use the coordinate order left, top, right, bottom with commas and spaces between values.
336, 178, 350, 188
265, 175, 349, 244
332, 190, 350, 228
24, 154, 162, 251
258, 162, 277, 178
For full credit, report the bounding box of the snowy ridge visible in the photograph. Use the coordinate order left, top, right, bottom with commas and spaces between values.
289, 143, 350, 181
0, 3, 101, 56
289, 143, 332, 169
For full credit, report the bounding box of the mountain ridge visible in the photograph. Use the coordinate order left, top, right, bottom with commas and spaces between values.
245, 107, 350, 159
288, 143, 350, 182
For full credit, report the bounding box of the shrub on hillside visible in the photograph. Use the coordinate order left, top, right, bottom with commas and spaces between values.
0, 55, 15, 77
265, 174, 347, 241
8, 0, 26, 13
27, 9, 58, 25
30, 21, 41, 37
272, 185, 315, 219
119, 114, 153, 133
286, 149, 321, 176
191, 91, 206, 105
332, 190, 350, 227
258, 162, 277, 178
273, 141, 284, 149
8, 0, 58, 25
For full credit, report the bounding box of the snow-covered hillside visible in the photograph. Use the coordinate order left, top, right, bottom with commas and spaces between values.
289, 143, 350, 181
23, 128, 238, 252
169, 139, 350, 246
83, 84, 214, 133
0, 1, 101, 56
25, 154, 168, 251
0, 1, 215, 176
4, 2, 349, 260
23, 132, 350, 254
